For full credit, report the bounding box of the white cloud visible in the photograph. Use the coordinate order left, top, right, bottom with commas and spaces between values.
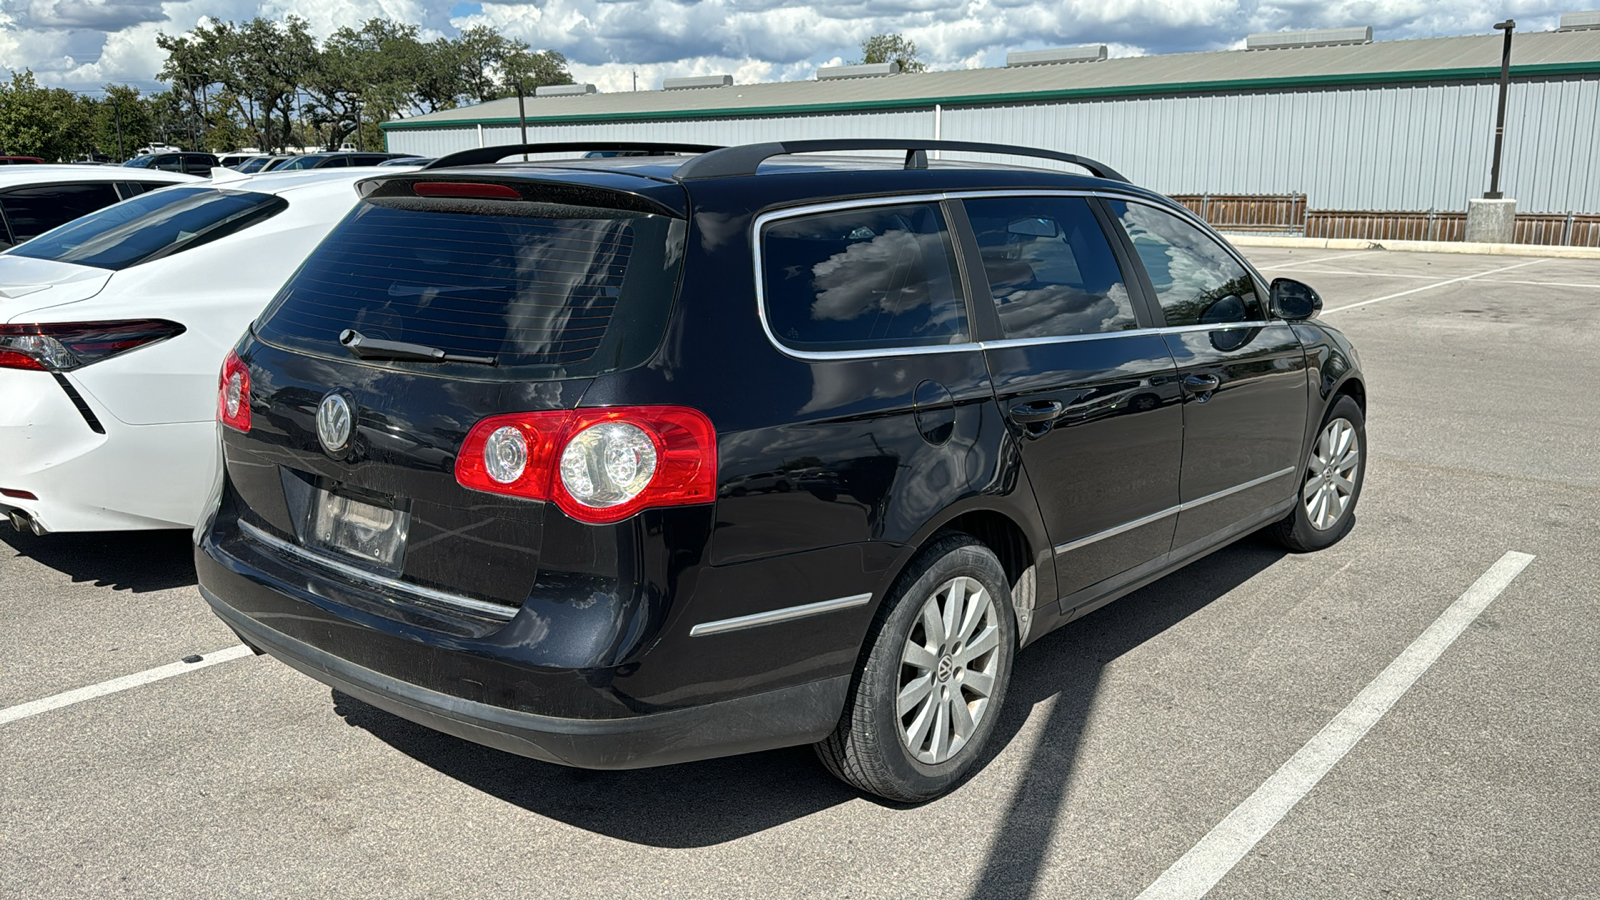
0, 0, 1578, 93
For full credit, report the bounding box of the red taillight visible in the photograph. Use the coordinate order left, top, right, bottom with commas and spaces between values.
218, 351, 251, 433
455, 406, 717, 524
0, 349, 47, 371
412, 182, 522, 200
0, 320, 185, 372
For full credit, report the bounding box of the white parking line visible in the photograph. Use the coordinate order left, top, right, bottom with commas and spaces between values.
1257, 252, 1364, 270
0, 645, 253, 726
1322, 259, 1547, 314
1136, 550, 1535, 900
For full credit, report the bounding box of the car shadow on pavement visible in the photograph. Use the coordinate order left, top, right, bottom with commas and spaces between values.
0, 528, 197, 592
330, 536, 1285, 852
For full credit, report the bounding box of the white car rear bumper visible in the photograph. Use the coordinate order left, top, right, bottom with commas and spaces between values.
0, 368, 215, 531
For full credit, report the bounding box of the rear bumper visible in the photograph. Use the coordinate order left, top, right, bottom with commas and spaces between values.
0, 368, 212, 531
196, 521, 855, 769
204, 586, 846, 769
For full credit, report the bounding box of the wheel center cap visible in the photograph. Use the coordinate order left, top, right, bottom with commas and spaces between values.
936, 655, 955, 683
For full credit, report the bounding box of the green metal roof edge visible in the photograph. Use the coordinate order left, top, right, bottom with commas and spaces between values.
382, 60, 1600, 131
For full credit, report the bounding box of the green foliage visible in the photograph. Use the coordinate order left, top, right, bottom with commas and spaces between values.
0, 71, 95, 161
3, 19, 575, 158
857, 33, 928, 73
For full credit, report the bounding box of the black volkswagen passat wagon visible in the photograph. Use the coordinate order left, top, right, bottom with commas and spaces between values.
197, 140, 1366, 802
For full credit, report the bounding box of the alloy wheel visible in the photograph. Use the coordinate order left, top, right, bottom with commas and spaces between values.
897, 575, 1002, 765
1303, 417, 1361, 531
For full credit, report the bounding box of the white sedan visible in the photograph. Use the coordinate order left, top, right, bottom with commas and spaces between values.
0, 167, 416, 532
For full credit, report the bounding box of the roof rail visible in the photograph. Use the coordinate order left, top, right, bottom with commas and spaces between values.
672, 139, 1128, 182
423, 142, 725, 171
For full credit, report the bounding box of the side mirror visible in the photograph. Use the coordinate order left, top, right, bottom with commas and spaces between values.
1270, 278, 1322, 320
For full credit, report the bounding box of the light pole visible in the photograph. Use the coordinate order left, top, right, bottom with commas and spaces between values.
1485, 19, 1515, 199
517, 77, 529, 160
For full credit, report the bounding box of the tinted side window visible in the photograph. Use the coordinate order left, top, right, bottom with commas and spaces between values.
319, 156, 349, 168
962, 196, 1137, 339
182, 156, 214, 175
0, 182, 122, 242
762, 203, 968, 352
153, 155, 184, 172
1109, 200, 1262, 327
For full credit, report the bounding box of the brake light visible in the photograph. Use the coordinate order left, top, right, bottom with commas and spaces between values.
455, 406, 716, 524
218, 351, 251, 433
413, 182, 521, 200
0, 320, 186, 372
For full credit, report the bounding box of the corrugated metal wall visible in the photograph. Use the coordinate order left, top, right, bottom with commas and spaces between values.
387, 78, 1600, 213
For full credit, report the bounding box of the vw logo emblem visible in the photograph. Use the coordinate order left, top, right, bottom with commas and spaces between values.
316, 392, 353, 454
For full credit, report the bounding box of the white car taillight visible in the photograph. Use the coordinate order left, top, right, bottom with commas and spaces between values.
0, 320, 186, 372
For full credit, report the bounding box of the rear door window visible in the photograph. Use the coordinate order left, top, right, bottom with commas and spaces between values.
5, 186, 287, 269
761, 203, 968, 353
961, 195, 1138, 339
255, 195, 687, 379
0, 182, 123, 245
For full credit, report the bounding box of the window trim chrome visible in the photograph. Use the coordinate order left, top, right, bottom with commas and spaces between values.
1053, 466, 1296, 555
750, 189, 1280, 363
689, 592, 873, 637
238, 519, 518, 621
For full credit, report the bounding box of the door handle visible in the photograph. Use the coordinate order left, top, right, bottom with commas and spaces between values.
1183, 374, 1221, 394
1009, 400, 1064, 424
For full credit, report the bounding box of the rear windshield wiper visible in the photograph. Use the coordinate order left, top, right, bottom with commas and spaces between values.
338, 329, 496, 365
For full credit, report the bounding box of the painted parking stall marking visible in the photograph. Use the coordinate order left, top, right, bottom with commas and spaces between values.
1136, 550, 1536, 900
1321, 259, 1547, 314
0, 645, 253, 726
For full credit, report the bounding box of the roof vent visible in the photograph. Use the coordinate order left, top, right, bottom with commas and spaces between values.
1246, 26, 1373, 50
817, 61, 900, 80
1558, 10, 1600, 30
535, 83, 598, 97
663, 74, 734, 90
1006, 45, 1108, 66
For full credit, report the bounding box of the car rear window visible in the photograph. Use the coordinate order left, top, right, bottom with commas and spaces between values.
254, 196, 686, 379
761, 203, 968, 353
4, 186, 287, 270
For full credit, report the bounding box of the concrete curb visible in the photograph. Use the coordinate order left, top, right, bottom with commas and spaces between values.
1222, 233, 1600, 260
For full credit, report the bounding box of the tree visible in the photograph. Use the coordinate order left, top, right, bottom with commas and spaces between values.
857, 33, 927, 73
0, 71, 94, 161
456, 25, 572, 103
91, 84, 153, 159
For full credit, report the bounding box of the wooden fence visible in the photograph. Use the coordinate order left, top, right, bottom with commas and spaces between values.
1172, 194, 1600, 248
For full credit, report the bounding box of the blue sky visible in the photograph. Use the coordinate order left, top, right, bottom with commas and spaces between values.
0, 0, 1580, 95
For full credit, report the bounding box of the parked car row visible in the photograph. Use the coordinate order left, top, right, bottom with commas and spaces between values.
0, 141, 1365, 804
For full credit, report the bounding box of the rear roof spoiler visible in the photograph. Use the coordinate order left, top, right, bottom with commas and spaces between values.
671, 139, 1128, 183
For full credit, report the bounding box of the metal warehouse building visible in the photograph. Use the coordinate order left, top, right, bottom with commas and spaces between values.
383, 23, 1600, 225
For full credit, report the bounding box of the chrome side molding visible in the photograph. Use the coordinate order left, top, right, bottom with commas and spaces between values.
690, 592, 874, 637
1054, 466, 1296, 555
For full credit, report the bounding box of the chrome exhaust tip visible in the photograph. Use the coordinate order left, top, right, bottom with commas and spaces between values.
29, 517, 47, 536
8, 510, 27, 533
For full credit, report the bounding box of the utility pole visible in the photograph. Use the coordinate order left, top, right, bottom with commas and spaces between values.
114, 100, 124, 161
354, 98, 362, 152
1486, 19, 1516, 199
633, 70, 637, 92
518, 77, 529, 161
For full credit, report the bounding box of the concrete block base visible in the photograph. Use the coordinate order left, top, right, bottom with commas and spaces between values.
1466, 198, 1517, 244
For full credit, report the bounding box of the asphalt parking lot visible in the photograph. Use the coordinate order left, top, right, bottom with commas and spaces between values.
3, 246, 1597, 898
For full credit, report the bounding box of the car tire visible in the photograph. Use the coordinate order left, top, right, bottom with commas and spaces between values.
1273, 394, 1365, 552
816, 534, 1016, 802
